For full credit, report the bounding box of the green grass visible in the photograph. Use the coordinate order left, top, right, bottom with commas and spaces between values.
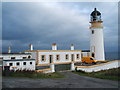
73, 67, 120, 81
3, 71, 65, 79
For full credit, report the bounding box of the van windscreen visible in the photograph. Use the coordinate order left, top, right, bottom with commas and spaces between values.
90, 58, 93, 60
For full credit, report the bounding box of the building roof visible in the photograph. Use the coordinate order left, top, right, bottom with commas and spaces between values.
25, 50, 82, 52
3, 59, 35, 61
82, 50, 90, 52
0, 53, 31, 55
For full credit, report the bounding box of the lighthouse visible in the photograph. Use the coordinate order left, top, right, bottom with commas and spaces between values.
89, 8, 105, 60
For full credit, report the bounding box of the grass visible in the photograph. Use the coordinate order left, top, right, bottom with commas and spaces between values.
73, 67, 120, 81
3, 70, 65, 79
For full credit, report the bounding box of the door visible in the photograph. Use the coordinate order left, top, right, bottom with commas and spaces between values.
92, 53, 95, 58
4, 66, 10, 71
49, 55, 53, 63
71, 54, 74, 61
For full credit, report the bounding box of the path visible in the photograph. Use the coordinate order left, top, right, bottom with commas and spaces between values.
2, 71, 119, 88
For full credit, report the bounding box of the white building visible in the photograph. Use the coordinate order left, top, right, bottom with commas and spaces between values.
0, 45, 31, 61
0, 53, 31, 61
3, 59, 35, 71
25, 43, 82, 72
25, 44, 82, 65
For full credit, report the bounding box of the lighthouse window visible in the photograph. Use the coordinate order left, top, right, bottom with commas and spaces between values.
92, 30, 94, 34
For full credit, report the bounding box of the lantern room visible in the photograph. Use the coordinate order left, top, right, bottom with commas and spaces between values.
90, 8, 102, 22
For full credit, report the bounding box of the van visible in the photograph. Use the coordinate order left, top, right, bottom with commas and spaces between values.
82, 57, 97, 64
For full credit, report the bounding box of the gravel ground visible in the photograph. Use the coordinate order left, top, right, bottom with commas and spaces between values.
2, 71, 119, 88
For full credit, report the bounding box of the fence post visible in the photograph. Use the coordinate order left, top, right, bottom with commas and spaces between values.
50, 64, 55, 72
71, 62, 75, 70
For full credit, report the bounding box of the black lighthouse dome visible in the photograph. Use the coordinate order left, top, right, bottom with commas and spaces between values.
90, 8, 102, 22
91, 8, 101, 16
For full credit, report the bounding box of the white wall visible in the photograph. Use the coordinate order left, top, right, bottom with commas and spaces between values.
34, 51, 81, 65
76, 60, 120, 72
0, 54, 31, 60
90, 28, 105, 60
3, 60, 35, 71
82, 52, 90, 57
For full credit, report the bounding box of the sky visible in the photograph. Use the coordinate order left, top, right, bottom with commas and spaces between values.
2, 2, 118, 53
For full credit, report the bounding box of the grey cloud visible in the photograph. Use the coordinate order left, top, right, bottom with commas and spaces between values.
2, 2, 118, 53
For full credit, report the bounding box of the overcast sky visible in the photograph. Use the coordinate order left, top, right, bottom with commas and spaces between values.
2, 2, 118, 53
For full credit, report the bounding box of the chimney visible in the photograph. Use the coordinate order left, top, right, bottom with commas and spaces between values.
29, 44, 33, 50
8, 46, 11, 53
70, 44, 74, 50
52, 43, 57, 50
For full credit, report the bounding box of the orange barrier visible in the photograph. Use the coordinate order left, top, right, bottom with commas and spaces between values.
75, 60, 119, 68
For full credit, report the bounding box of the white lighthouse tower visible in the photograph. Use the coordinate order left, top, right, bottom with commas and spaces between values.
90, 8, 105, 60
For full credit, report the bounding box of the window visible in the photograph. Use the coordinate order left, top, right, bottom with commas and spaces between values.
23, 62, 26, 65
9, 63, 13, 66
91, 46, 95, 52
90, 58, 94, 60
71, 54, 74, 61
56, 55, 60, 61
41, 55, 45, 61
30, 62, 32, 65
92, 30, 94, 34
23, 57, 27, 59
81, 53, 83, 58
28, 56, 31, 59
11, 57, 15, 59
0, 57, 3, 60
76, 54, 80, 59
49, 55, 53, 63
16, 62, 20, 66
87, 52, 90, 57
65, 54, 69, 60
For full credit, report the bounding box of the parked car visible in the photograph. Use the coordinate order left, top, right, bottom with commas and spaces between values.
82, 57, 97, 64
